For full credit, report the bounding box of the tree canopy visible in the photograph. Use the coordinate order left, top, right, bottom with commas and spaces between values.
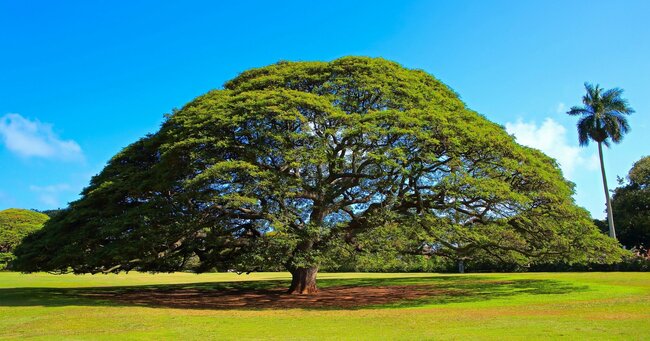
612, 156, 650, 255
0, 208, 49, 269
14, 57, 623, 292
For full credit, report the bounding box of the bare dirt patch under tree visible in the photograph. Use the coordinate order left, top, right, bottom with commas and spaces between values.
87, 285, 459, 309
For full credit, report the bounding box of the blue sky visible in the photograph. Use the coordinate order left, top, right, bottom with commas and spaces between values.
0, 0, 648, 218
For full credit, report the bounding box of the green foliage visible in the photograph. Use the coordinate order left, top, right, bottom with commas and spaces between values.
567, 82, 634, 147
14, 57, 624, 275
627, 155, 650, 188
0, 209, 49, 269
612, 156, 650, 254
36, 209, 65, 218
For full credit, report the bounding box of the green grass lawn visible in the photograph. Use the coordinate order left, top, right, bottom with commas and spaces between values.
1, 271, 649, 340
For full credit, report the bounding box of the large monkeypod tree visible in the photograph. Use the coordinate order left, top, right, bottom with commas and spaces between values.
14, 57, 623, 294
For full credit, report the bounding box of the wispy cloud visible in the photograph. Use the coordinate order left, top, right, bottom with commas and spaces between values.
506, 118, 599, 178
555, 102, 567, 114
29, 184, 74, 208
0, 113, 83, 161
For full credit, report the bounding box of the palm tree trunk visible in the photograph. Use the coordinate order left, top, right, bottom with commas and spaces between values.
597, 141, 616, 240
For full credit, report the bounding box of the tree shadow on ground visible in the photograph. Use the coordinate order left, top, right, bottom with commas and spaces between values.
0, 275, 589, 310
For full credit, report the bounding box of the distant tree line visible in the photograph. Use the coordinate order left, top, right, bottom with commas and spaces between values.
0, 209, 49, 270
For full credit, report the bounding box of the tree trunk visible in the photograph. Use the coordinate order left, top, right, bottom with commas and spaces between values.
288, 266, 319, 294
598, 142, 617, 240
457, 259, 465, 274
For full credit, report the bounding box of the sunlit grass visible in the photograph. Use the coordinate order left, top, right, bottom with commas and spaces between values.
1, 272, 649, 340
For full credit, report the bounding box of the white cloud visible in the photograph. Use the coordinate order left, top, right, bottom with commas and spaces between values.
505, 118, 599, 178
555, 102, 567, 114
0, 113, 83, 161
29, 184, 74, 208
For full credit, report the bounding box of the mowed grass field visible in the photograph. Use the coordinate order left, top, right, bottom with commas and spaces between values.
1, 271, 649, 340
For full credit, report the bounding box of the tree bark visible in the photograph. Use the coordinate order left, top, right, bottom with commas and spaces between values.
598, 142, 617, 240
458, 259, 465, 274
287, 266, 319, 294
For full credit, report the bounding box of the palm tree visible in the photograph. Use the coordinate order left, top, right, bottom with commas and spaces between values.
567, 82, 634, 240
